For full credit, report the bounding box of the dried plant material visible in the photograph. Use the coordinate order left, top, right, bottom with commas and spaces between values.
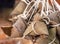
35, 27, 59, 44
48, 27, 59, 44
33, 13, 42, 21
56, 26, 60, 40
11, 27, 20, 38
11, 17, 27, 37
48, 11, 60, 23
23, 21, 49, 37
33, 21, 49, 35
48, 28, 56, 40
23, 24, 33, 37
9, 1, 35, 22
10, 1, 27, 17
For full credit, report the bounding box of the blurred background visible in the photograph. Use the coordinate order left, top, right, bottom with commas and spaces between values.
0, 0, 20, 28
0, 0, 20, 19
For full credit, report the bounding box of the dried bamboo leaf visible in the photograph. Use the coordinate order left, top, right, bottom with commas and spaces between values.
33, 13, 42, 21
23, 23, 33, 36
48, 28, 56, 40
11, 17, 27, 37
11, 27, 20, 38
24, 21, 49, 36
48, 27, 59, 44
48, 11, 60, 23
10, 1, 27, 17
56, 26, 60, 40
34, 21, 49, 35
